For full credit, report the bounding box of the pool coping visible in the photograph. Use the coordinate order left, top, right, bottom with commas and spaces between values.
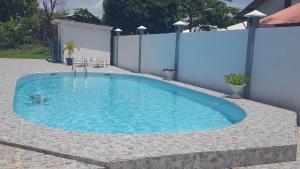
0, 64, 297, 169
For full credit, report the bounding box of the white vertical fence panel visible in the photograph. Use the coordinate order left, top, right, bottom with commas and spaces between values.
141, 33, 176, 77
250, 26, 300, 123
178, 30, 248, 93
118, 35, 139, 72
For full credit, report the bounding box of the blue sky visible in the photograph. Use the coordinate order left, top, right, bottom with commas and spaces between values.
64, 0, 253, 18
227, 0, 253, 8
64, 0, 104, 18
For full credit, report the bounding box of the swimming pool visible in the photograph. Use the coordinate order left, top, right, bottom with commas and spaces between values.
13, 73, 246, 134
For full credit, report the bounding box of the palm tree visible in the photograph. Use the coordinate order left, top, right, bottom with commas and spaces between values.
63, 41, 80, 58
63, 41, 80, 66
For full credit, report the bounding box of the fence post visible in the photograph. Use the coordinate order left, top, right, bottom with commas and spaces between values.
173, 21, 187, 81
114, 28, 122, 67
243, 11, 266, 99
110, 32, 114, 65
137, 26, 147, 73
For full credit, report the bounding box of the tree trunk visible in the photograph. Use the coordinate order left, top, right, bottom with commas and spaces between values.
188, 16, 193, 32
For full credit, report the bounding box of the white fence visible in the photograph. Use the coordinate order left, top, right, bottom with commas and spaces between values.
141, 33, 176, 77
114, 26, 300, 124
178, 30, 248, 93
251, 26, 300, 117
118, 35, 139, 72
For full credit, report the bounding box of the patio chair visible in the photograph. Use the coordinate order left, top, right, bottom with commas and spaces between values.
84, 57, 93, 67
83, 58, 89, 67
99, 57, 107, 68
90, 57, 98, 68
74, 56, 84, 67
93, 56, 101, 68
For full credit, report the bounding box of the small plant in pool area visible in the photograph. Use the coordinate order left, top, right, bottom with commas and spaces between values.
63, 41, 80, 66
224, 73, 247, 99
224, 73, 247, 85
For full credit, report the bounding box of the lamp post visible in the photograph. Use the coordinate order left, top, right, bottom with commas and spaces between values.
173, 21, 188, 81
114, 28, 122, 67
243, 10, 266, 99
137, 26, 147, 73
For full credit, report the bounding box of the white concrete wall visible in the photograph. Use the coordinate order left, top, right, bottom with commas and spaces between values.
115, 26, 300, 123
60, 23, 111, 64
178, 30, 248, 93
141, 33, 176, 77
117, 35, 139, 72
250, 26, 300, 122
117, 30, 248, 92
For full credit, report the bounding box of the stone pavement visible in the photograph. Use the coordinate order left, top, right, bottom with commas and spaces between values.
0, 58, 298, 169
237, 128, 300, 169
0, 144, 103, 169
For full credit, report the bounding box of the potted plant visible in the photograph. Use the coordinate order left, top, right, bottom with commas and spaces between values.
162, 68, 175, 80
63, 41, 80, 65
224, 73, 247, 99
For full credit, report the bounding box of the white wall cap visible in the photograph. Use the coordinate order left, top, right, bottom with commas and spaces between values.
51, 19, 113, 31
114, 28, 123, 32
137, 26, 147, 30
173, 21, 188, 26
244, 10, 267, 18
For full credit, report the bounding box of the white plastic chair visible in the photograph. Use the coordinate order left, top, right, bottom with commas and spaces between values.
90, 57, 97, 68
74, 56, 84, 67
99, 57, 107, 68
94, 56, 101, 68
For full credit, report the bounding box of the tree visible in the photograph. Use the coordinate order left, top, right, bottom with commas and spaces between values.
0, 0, 38, 22
103, 0, 178, 34
69, 8, 101, 25
0, 17, 28, 48
103, 0, 239, 34
63, 41, 80, 58
203, 0, 239, 29
0, 23, 5, 44
40, 0, 66, 43
177, 0, 239, 31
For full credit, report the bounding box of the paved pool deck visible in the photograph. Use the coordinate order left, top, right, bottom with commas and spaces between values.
0, 144, 103, 169
0, 130, 299, 169
237, 128, 300, 169
0, 58, 298, 169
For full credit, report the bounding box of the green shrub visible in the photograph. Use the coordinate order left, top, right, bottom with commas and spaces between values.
0, 23, 6, 46
0, 18, 25, 47
224, 73, 247, 85
0, 16, 41, 48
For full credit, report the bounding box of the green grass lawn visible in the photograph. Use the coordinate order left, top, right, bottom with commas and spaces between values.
0, 45, 50, 59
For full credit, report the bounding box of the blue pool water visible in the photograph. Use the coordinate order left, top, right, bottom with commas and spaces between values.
13, 73, 246, 134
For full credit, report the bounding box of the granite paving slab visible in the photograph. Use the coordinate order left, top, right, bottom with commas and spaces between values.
0, 58, 298, 169
0, 144, 104, 169
236, 128, 300, 169
236, 161, 300, 169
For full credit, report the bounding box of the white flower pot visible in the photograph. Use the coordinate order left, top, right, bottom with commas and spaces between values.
163, 70, 174, 81
229, 84, 246, 99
